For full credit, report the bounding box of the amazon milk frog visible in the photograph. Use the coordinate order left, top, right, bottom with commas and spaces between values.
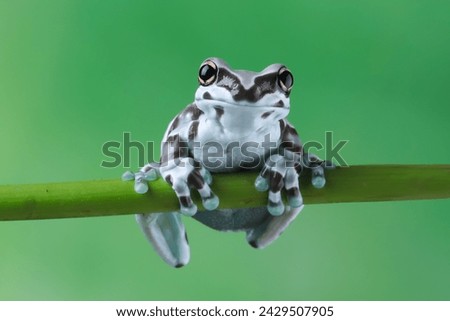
123, 58, 329, 268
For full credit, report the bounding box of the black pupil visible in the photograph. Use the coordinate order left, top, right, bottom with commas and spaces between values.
279, 70, 293, 89
199, 65, 215, 82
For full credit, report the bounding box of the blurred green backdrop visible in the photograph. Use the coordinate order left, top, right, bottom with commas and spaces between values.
0, 0, 449, 300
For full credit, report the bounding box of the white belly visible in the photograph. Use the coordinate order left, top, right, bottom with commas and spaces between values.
192, 119, 280, 172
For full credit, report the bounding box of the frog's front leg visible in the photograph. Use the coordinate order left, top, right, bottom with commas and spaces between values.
125, 134, 218, 216
157, 134, 218, 215
159, 157, 218, 216
255, 153, 302, 216
254, 120, 330, 216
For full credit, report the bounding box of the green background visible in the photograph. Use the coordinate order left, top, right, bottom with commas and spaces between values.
0, 0, 449, 300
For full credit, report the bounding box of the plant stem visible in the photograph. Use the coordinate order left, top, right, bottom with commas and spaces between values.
0, 165, 449, 221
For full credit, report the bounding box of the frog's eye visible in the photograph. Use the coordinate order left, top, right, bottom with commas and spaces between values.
198, 61, 218, 86
278, 67, 294, 93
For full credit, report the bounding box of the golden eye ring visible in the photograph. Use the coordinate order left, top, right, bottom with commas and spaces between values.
198, 60, 218, 86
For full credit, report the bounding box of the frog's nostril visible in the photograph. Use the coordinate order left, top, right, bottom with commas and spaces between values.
203, 92, 212, 100
275, 100, 285, 107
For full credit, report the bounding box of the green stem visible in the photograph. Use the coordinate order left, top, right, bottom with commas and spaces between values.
0, 165, 449, 221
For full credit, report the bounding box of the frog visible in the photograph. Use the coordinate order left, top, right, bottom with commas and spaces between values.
122, 58, 330, 268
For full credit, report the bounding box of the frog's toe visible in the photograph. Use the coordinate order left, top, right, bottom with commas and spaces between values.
123, 165, 159, 194
285, 168, 303, 208
255, 164, 271, 192
200, 167, 213, 185
287, 189, 303, 208
268, 199, 285, 216
303, 153, 334, 189
254, 174, 269, 192
311, 166, 326, 189
136, 212, 190, 268
266, 169, 286, 216
312, 176, 326, 189
178, 196, 198, 216
202, 193, 219, 211
163, 170, 199, 216
133, 172, 149, 194
187, 170, 219, 211
121, 170, 135, 181
134, 181, 149, 194
143, 168, 158, 181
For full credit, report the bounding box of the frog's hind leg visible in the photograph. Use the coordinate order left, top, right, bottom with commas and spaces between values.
246, 205, 304, 249
136, 212, 190, 268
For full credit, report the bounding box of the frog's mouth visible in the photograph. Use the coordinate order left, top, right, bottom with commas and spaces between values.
196, 98, 290, 111
196, 98, 290, 123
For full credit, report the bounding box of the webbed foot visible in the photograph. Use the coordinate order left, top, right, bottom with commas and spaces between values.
122, 163, 159, 194
136, 212, 190, 268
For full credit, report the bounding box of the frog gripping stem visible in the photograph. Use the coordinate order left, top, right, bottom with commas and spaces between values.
187, 170, 219, 211
256, 154, 304, 216
158, 158, 219, 216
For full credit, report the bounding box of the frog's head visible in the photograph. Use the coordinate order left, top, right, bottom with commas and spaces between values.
194, 57, 294, 121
